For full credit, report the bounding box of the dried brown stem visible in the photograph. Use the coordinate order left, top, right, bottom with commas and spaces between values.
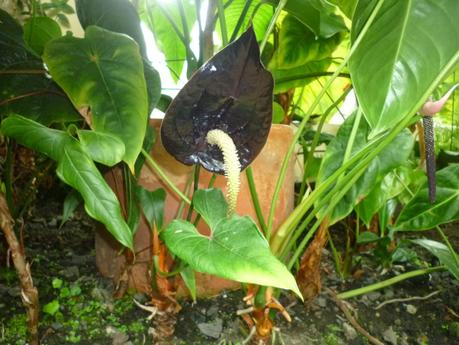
326, 288, 384, 345
0, 193, 39, 345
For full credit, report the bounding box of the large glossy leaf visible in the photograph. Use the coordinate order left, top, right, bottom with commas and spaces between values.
74, 0, 161, 112
76, 129, 125, 167
23, 16, 61, 56
161, 188, 302, 298
1, 115, 134, 249
57, 142, 133, 248
76, 0, 147, 56
317, 113, 415, 224
350, 0, 459, 135
139, 0, 196, 82
43, 26, 148, 171
395, 164, 459, 231
161, 26, 273, 174
269, 15, 342, 71
412, 239, 459, 280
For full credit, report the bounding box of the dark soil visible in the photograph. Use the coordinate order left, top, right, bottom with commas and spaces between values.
1, 188, 458, 345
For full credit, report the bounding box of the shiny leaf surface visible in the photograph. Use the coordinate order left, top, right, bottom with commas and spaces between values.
43, 26, 148, 171
161, 26, 273, 174
395, 164, 459, 231
161, 188, 301, 297
137, 187, 166, 230
350, 0, 459, 135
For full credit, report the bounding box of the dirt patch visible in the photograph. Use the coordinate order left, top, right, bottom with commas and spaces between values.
0, 189, 458, 344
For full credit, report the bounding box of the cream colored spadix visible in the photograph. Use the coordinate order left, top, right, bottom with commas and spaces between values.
206, 129, 241, 214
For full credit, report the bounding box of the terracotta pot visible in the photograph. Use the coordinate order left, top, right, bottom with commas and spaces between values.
95, 120, 295, 298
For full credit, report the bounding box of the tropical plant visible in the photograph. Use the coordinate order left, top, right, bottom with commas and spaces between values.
1, 0, 459, 344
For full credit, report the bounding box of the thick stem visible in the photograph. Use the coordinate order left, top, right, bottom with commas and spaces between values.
206, 129, 240, 214
0, 193, 39, 345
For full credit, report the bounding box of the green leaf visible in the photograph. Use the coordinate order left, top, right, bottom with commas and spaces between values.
180, 266, 197, 302
60, 189, 82, 229
162, 216, 302, 298
267, 0, 347, 38
192, 189, 228, 230
1, 115, 134, 249
411, 239, 459, 280
23, 16, 61, 56
75, 0, 147, 57
52, 278, 63, 289
317, 113, 415, 224
272, 102, 284, 124
43, 26, 148, 171
136, 187, 166, 230
269, 15, 342, 71
395, 164, 459, 231
222, 0, 272, 43
57, 142, 133, 249
1, 115, 71, 161
43, 300, 60, 316
329, 0, 358, 19
139, 0, 196, 82
350, 0, 459, 136
271, 59, 335, 94
356, 231, 380, 244
76, 129, 125, 167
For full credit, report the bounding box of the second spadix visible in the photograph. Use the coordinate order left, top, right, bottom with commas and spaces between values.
161, 26, 273, 213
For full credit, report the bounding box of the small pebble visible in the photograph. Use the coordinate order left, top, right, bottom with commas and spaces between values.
197, 318, 223, 339
383, 326, 398, 345
343, 322, 357, 340
406, 304, 417, 315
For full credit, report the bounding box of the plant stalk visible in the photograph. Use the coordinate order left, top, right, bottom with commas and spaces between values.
337, 266, 445, 299
267, 0, 386, 238
245, 167, 268, 236
141, 149, 191, 205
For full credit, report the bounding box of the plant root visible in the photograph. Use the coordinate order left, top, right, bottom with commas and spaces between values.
374, 290, 441, 310
326, 288, 384, 345
0, 193, 39, 345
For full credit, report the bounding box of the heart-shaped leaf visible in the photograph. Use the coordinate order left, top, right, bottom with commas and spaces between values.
395, 164, 459, 231
1, 115, 134, 249
43, 26, 148, 171
23, 16, 61, 56
161, 26, 273, 174
76, 129, 125, 167
162, 188, 301, 297
350, 0, 459, 135
162, 216, 301, 298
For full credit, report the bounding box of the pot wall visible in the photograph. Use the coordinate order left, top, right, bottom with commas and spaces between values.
95, 121, 296, 297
